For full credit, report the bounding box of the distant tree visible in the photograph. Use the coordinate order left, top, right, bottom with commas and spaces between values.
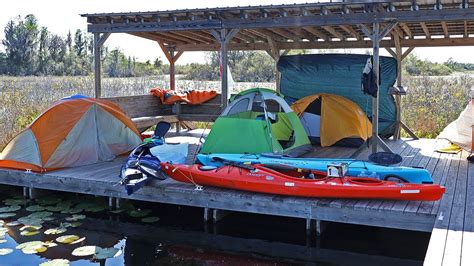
37, 27, 50, 74
65, 30, 72, 52
0, 52, 7, 74
2, 14, 39, 75
73, 29, 87, 57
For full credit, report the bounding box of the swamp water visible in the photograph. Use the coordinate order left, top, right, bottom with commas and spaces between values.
0, 186, 429, 265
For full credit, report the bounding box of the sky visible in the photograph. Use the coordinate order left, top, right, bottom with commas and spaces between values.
1, 0, 473, 65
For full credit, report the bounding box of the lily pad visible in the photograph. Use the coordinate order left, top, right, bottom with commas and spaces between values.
22, 244, 47, 254
20, 230, 40, 236
42, 241, 58, 248
40, 259, 70, 266
0, 248, 13, 255
20, 225, 42, 231
45, 206, 65, 212
44, 228, 67, 235
66, 207, 83, 214
70, 237, 86, 244
0, 213, 16, 219
70, 222, 82, 228
128, 209, 152, 218
141, 217, 160, 223
6, 221, 21, 226
26, 205, 46, 212
94, 247, 122, 260
56, 235, 80, 244
0, 205, 21, 213
3, 198, 28, 206
109, 209, 126, 214
36, 197, 62, 206
72, 245, 96, 256
16, 241, 43, 250
28, 211, 53, 219
65, 214, 85, 221
17, 217, 43, 226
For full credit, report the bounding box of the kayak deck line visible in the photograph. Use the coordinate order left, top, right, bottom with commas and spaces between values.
0, 133, 470, 266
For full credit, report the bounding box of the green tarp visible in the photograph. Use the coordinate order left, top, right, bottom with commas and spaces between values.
278, 54, 397, 136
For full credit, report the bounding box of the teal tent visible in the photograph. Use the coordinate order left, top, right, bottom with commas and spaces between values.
278, 54, 397, 137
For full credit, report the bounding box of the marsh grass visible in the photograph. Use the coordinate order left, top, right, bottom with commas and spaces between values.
1, 74, 471, 150
0, 75, 272, 149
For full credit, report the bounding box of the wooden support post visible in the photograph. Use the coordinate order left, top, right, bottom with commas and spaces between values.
108, 197, 116, 210
158, 42, 184, 91
212, 209, 229, 223
316, 220, 323, 236
23, 187, 29, 198
203, 207, 211, 223
221, 30, 229, 108
266, 37, 282, 92
93, 33, 110, 98
393, 35, 403, 140
359, 22, 396, 154
210, 29, 239, 108
115, 198, 121, 209
175, 102, 181, 133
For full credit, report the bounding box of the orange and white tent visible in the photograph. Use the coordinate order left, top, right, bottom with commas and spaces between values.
0, 96, 142, 172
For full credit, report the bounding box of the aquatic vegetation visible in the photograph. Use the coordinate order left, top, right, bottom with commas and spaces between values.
0, 205, 21, 213
0, 248, 13, 255
72, 245, 97, 256
39, 259, 70, 266
94, 247, 122, 260
26, 205, 46, 212
141, 216, 160, 223
55, 235, 80, 244
20, 230, 40, 236
0, 213, 16, 218
16, 241, 49, 254
44, 227, 67, 235
128, 209, 152, 218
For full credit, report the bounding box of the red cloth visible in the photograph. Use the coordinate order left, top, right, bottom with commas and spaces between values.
150, 88, 217, 105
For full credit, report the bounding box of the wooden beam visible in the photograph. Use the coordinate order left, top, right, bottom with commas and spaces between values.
401, 47, 415, 60
269, 28, 297, 41
87, 9, 474, 33
399, 23, 413, 38
322, 26, 344, 40
302, 26, 329, 41
464, 21, 469, 38
385, 47, 397, 58
288, 28, 317, 41
174, 36, 474, 51
420, 22, 431, 39
339, 25, 362, 40
441, 21, 449, 38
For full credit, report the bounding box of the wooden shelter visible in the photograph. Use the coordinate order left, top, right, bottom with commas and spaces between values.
82, 0, 474, 153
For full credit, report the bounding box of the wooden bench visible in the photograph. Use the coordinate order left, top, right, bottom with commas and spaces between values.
102, 94, 224, 132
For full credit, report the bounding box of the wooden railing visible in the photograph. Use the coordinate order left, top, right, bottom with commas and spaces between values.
102, 94, 223, 132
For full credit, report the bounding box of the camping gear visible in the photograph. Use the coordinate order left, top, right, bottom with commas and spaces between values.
196, 153, 434, 184
0, 96, 142, 172
119, 121, 188, 195
199, 88, 312, 157
150, 88, 217, 105
291, 93, 372, 147
361, 57, 379, 98
368, 152, 403, 166
161, 162, 444, 201
437, 96, 473, 155
277, 54, 397, 137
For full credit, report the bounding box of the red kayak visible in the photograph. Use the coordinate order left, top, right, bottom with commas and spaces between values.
160, 163, 445, 201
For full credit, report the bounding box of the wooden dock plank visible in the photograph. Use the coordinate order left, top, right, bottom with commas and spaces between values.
461, 160, 474, 265
424, 152, 462, 265
442, 154, 468, 265
418, 153, 450, 215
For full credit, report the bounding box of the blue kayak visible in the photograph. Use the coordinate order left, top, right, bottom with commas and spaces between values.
196, 153, 433, 184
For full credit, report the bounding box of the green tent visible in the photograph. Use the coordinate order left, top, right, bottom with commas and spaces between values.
200, 88, 312, 157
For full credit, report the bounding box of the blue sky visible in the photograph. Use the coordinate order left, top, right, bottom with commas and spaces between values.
1, 0, 473, 64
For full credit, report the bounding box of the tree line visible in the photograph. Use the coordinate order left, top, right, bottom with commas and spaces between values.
1, 14, 473, 80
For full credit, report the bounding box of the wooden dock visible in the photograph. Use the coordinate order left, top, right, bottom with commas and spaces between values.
0, 132, 471, 264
